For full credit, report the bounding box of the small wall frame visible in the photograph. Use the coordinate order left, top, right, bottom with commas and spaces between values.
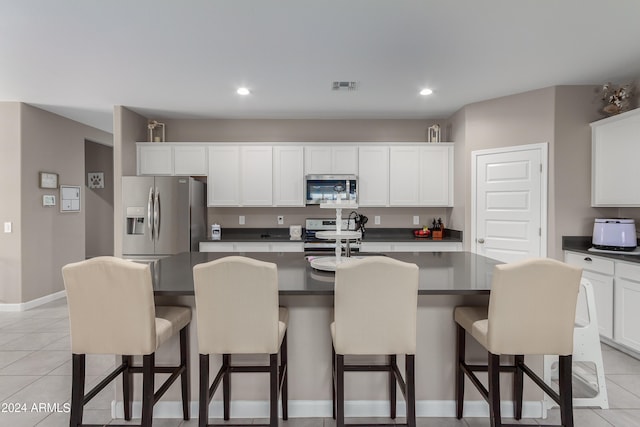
60, 185, 81, 212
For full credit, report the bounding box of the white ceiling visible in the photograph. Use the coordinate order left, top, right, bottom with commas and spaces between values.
1, 0, 640, 134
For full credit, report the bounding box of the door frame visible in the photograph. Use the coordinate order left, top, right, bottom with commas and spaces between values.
471, 142, 549, 257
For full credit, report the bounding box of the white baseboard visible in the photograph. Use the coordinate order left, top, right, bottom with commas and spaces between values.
0, 290, 66, 312
112, 399, 545, 420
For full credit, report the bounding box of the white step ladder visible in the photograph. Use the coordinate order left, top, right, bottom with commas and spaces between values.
544, 278, 609, 410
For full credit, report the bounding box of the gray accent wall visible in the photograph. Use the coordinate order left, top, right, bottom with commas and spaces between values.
85, 140, 114, 258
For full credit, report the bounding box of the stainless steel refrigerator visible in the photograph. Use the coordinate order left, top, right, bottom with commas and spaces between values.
122, 176, 205, 261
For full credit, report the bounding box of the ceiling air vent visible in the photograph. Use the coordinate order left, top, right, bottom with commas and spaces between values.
332, 81, 357, 91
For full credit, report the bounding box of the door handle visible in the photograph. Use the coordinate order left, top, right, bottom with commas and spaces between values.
147, 187, 154, 242
153, 188, 160, 241
477, 238, 485, 244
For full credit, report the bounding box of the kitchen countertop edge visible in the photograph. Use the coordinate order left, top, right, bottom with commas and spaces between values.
562, 236, 640, 264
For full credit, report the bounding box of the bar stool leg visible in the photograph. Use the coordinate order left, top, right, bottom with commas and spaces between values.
223, 354, 231, 420
406, 354, 416, 427
141, 353, 155, 427
281, 333, 288, 420
269, 353, 278, 427
70, 354, 86, 427
455, 324, 466, 419
488, 352, 502, 427
332, 345, 337, 420
559, 355, 574, 427
389, 354, 397, 419
122, 355, 133, 421
199, 354, 209, 427
180, 327, 190, 420
513, 355, 524, 420
336, 354, 345, 427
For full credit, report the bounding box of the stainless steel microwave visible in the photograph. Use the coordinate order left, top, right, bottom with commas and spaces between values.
305, 174, 357, 205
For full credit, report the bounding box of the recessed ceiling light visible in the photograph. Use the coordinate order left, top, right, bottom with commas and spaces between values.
420, 88, 433, 96
237, 87, 250, 95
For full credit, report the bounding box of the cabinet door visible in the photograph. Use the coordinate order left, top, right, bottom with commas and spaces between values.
174, 145, 207, 175
304, 146, 332, 174
358, 146, 389, 206
591, 109, 640, 206
419, 145, 453, 206
332, 145, 358, 174
138, 145, 173, 175
389, 146, 420, 206
207, 146, 240, 206
241, 146, 273, 206
274, 146, 304, 206
614, 277, 640, 351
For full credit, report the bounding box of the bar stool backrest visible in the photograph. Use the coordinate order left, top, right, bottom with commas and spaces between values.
193, 256, 279, 354
487, 258, 582, 356
62, 256, 157, 355
334, 256, 418, 355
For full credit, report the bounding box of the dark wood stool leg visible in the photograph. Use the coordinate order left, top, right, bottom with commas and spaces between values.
121, 355, 133, 421
389, 354, 397, 419
180, 326, 190, 420
336, 354, 345, 427
332, 344, 337, 420
455, 324, 466, 419
223, 354, 231, 420
406, 354, 416, 427
281, 333, 288, 420
269, 353, 278, 427
70, 354, 86, 427
488, 352, 502, 427
559, 355, 574, 427
199, 354, 209, 427
141, 353, 155, 427
513, 355, 524, 420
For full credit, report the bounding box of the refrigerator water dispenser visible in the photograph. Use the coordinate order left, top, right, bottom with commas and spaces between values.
126, 206, 146, 235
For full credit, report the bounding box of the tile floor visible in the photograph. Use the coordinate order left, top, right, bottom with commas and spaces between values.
1, 299, 640, 426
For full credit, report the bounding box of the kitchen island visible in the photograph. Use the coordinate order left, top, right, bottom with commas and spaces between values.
116, 251, 546, 421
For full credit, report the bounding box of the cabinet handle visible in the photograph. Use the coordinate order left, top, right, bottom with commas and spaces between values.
584, 257, 592, 262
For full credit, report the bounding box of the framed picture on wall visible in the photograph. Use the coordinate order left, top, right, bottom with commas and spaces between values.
39, 172, 58, 189
60, 185, 81, 212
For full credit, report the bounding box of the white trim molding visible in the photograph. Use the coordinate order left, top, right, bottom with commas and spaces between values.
0, 290, 66, 312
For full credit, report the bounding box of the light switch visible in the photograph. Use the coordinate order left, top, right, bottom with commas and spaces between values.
4, 222, 12, 233
374, 216, 381, 225
239, 215, 245, 225
413, 216, 420, 225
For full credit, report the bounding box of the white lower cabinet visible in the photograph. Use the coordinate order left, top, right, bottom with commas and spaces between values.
360, 241, 462, 252
199, 241, 303, 253
614, 262, 640, 352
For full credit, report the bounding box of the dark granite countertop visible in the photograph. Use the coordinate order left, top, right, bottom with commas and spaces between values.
151, 251, 499, 296
200, 228, 463, 244
563, 236, 640, 264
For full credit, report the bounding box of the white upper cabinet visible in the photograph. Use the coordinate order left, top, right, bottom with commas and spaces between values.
304, 145, 358, 174
591, 108, 640, 206
419, 144, 454, 206
241, 146, 273, 206
358, 146, 389, 206
174, 145, 208, 175
137, 144, 173, 175
389, 144, 453, 207
207, 146, 240, 206
273, 146, 304, 206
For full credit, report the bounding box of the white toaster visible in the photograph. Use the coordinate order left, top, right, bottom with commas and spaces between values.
592, 218, 637, 251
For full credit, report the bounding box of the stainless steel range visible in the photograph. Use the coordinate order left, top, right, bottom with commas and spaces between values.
304, 218, 361, 252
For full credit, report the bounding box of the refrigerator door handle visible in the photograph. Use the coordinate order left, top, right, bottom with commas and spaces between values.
154, 187, 160, 241
147, 187, 154, 241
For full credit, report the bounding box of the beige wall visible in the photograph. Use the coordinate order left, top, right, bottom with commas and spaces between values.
17, 104, 111, 303
85, 140, 114, 258
0, 103, 22, 303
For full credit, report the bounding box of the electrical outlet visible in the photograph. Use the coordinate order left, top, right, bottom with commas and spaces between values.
277, 215, 284, 225
3, 222, 11, 233
413, 216, 420, 225
374, 215, 381, 225
239, 215, 245, 225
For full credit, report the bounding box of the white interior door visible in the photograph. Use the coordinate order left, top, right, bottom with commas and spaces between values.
472, 143, 547, 263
